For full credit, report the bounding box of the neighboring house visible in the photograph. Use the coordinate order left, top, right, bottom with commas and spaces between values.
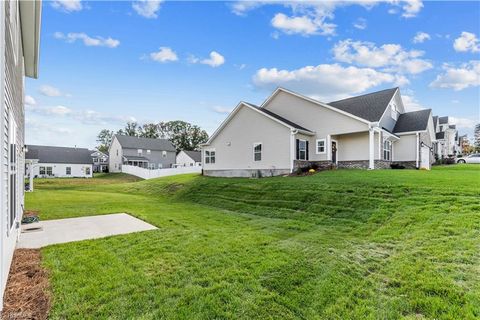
26, 145, 93, 178
176, 150, 202, 167
0, 0, 42, 309
91, 150, 109, 173
202, 87, 436, 177
109, 135, 176, 172
433, 116, 458, 158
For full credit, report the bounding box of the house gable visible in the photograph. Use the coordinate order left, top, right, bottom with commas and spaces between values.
261, 89, 369, 137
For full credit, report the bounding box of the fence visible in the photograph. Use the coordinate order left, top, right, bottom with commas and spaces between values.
121, 165, 202, 180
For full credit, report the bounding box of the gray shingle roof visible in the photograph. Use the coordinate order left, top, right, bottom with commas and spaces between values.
436, 132, 445, 140
245, 103, 313, 132
328, 88, 398, 122
26, 145, 93, 164
115, 135, 176, 152
183, 150, 201, 162
393, 109, 432, 133
438, 116, 449, 124
432, 116, 438, 131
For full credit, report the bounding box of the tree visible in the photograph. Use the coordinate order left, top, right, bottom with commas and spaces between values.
475, 123, 480, 151
139, 123, 159, 138
158, 120, 208, 151
124, 121, 139, 136
96, 129, 114, 153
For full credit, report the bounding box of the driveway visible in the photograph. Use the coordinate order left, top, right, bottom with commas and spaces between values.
17, 213, 157, 248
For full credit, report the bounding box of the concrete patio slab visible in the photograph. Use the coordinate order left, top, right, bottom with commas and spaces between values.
17, 213, 157, 249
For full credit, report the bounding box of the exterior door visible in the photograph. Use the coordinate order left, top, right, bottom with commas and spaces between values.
331, 141, 337, 164
420, 146, 431, 170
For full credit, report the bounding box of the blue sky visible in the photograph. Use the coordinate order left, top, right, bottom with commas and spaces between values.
26, 0, 480, 148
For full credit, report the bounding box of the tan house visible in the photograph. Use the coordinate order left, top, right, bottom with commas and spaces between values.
202, 87, 436, 177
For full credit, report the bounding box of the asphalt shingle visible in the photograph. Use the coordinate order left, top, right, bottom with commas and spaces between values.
115, 135, 176, 152
26, 145, 92, 164
393, 109, 432, 133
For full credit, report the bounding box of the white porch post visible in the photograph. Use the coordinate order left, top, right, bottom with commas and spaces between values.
290, 129, 297, 173
416, 132, 420, 168
327, 134, 331, 161
369, 128, 375, 170
29, 163, 34, 192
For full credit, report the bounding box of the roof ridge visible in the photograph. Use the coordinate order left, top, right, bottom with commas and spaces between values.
328, 87, 398, 104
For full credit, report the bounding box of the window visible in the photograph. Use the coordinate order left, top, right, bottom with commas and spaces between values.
148, 163, 155, 169
316, 139, 326, 154
297, 139, 308, 160
137, 149, 143, 155
66, 167, 71, 175
383, 140, 392, 161
253, 143, 262, 161
205, 150, 216, 164
86, 167, 91, 175
391, 103, 398, 121
162, 151, 167, 158
158, 163, 163, 169
46, 167, 53, 176
39, 166, 46, 175
116, 149, 118, 156
147, 149, 151, 154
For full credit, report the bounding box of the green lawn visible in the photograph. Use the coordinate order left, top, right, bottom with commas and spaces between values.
26, 166, 480, 319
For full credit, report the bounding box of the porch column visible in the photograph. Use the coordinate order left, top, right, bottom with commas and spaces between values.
369, 128, 374, 170
327, 134, 331, 161
290, 129, 296, 173
29, 163, 34, 192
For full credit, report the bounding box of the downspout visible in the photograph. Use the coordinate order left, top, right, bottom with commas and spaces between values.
415, 132, 420, 168
290, 129, 298, 173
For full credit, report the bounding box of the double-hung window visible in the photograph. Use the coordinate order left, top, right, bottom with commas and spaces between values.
316, 139, 326, 154
39, 166, 46, 175
205, 150, 216, 164
253, 143, 262, 161
297, 139, 308, 160
66, 167, 71, 175
46, 167, 53, 176
391, 103, 398, 121
383, 140, 392, 161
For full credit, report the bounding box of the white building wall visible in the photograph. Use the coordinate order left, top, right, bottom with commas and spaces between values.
203, 105, 292, 173
176, 151, 201, 167
109, 136, 123, 172
27, 163, 93, 178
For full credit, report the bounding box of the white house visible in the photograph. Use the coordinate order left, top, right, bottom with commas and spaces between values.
91, 150, 109, 173
0, 0, 42, 309
202, 87, 436, 177
26, 145, 93, 178
176, 150, 202, 167
433, 116, 458, 159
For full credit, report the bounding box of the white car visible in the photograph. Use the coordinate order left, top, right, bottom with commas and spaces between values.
457, 153, 480, 164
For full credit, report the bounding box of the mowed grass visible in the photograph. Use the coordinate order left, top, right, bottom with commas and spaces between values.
26, 165, 480, 319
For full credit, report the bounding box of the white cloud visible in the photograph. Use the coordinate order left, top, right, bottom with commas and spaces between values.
453, 32, 480, 53
413, 31, 431, 43
149, 47, 178, 63
39, 85, 66, 97
212, 106, 233, 114
201, 51, 225, 67
401, 95, 426, 112
54, 32, 120, 48
353, 18, 367, 30
132, 0, 163, 19
232, 1, 423, 36
25, 95, 36, 106
450, 117, 477, 130
235, 63, 247, 70
332, 39, 433, 74
400, 0, 423, 18
430, 61, 480, 91
253, 63, 403, 101
51, 0, 82, 12
271, 13, 335, 36
189, 51, 225, 67
26, 118, 74, 136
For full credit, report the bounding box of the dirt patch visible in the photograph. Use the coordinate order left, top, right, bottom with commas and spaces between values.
1, 249, 50, 320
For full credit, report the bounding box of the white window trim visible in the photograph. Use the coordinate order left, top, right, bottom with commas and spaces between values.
253, 142, 262, 162
383, 139, 392, 161
316, 139, 326, 154
298, 139, 307, 161
204, 149, 216, 164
